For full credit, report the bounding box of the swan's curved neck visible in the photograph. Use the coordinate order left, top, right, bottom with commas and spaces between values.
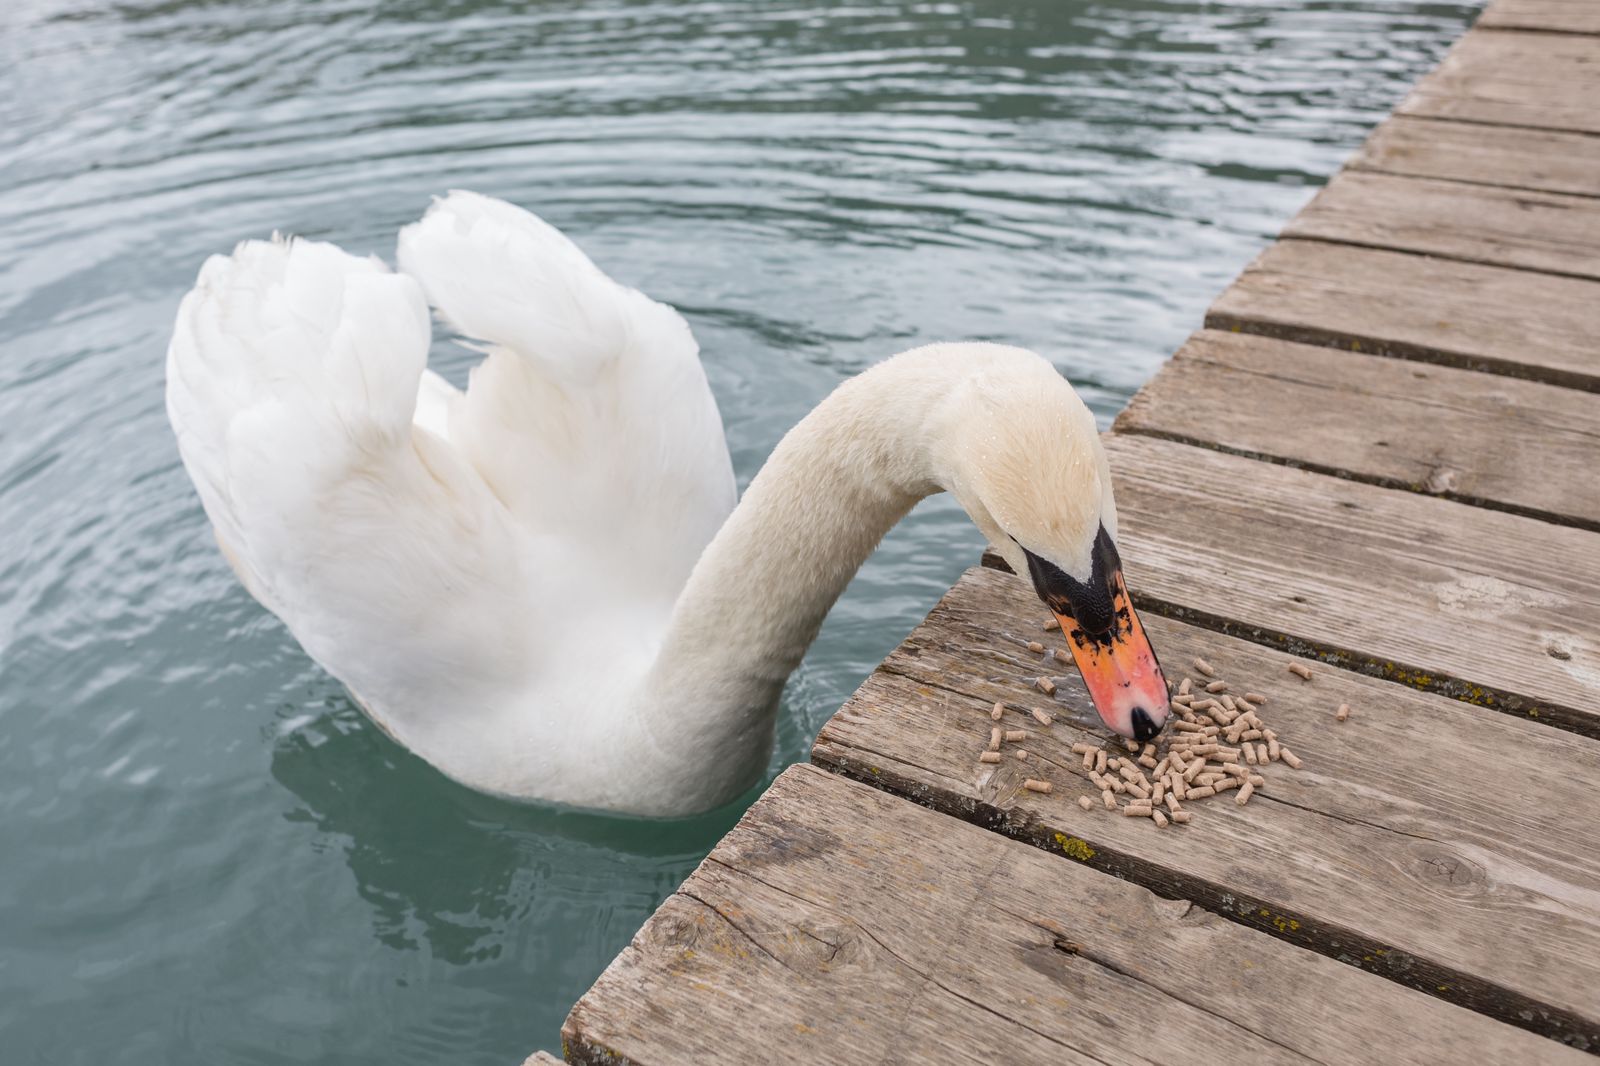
639, 347, 978, 802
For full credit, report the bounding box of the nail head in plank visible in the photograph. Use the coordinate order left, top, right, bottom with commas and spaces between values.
1104, 434, 1600, 732
566, 765, 1591, 1065
1113, 329, 1600, 530
1478, 0, 1600, 37
1206, 238, 1600, 390
812, 566, 1600, 1047
1351, 117, 1600, 199
1399, 30, 1600, 134
1284, 169, 1600, 280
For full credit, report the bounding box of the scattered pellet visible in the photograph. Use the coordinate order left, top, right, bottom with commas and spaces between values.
1127, 782, 1151, 800
1171, 811, 1193, 824
1171, 776, 1187, 801
1214, 749, 1240, 763
1178, 678, 1193, 696
1124, 736, 1139, 752
1281, 748, 1303, 769
1213, 777, 1240, 793
1247, 774, 1265, 787
1268, 738, 1281, 761
1154, 757, 1170, 778
1095, 750, 1107, 773
992, 702, 1006, 721
1035, 676, 1057, 695
1032, 708, 1054, 727
1244, 744, 1258, 765
1241, 729, 1262, 741
1288, 662, 1314, 680
1071, 742, 1094, 755
1023, 778, 1052, 794
1335, 703, 1350, 722
1205, 679, 1228, 693
1236, 781, 1256, 806
1235, 698, 1256, 714
1124, 802, 1153, 816
1102, 789, 1117, 809
1081, 751, 1094, 771
1224, 764, 1249, 780
1193, 658, 1215, 677
1187, 785, 1216, 799
1004, 729, 1027, 743
1183, 761, 1205, 784
979, 751, 1001, 764
1016, 749, 1030, 761
1138, 754, 1158, 769
1174, 720, 1205, 733
1257, 742, 1270, 764
1152, 810, 1170, 828
1043, 617, 1060, 632
1027, 641, 1045, 654
1244, 692, 1266, 704
1165, 793, 1182, 813
989, 726, 1003, 751
1054, 648, 1071, 665
1221, 695, 1237, 713
1078, 795, 1095, 811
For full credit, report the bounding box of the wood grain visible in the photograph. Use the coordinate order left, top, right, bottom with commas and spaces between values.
1206, 238, 1600, 390
1479, 0, 1600, 36
1284, 169, 1600, 279
1112, 330, 1600, 530
1098, 434, 1600, 734
1352, 116, 1600, 198
812, 566, 1600, 1049
565, 765, 1592, 1064
1399, 30, 1600, 134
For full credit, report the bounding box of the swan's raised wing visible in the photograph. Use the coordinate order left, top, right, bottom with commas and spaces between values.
166, 236, 530, 722
397, 192, 736, 604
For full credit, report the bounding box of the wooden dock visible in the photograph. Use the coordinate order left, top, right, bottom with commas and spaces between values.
551, 3, 1600, 1062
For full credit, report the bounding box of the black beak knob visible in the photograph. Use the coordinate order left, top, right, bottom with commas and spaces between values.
1130, 706, 1161, 742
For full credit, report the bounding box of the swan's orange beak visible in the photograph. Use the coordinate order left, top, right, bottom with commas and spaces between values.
1051, 569, 1170, 742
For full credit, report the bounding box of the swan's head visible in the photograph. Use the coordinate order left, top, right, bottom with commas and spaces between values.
932, 346, 1170, 742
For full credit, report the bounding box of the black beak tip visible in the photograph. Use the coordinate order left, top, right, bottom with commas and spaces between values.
1130, 706, 1161, 743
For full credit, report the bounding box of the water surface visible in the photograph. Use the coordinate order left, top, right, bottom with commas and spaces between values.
0, 0, 1476, 1061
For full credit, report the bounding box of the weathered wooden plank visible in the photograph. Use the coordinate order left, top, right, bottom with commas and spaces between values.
1098, 434, 1600, 734
1479, 0, 1600, 35
1283, 169, 1600, 279
1352, 116, 1600, 198
1399, 30, 1600, 134
812, 566, 1600, 1050
565, 765, 1591, 1064
1206, 239, 1600, 390
1112, 330, 1600, 530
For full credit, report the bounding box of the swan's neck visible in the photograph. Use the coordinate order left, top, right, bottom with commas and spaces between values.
639, 347, 973, 805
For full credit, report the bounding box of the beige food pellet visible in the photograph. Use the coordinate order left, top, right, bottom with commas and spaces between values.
1205, 680, 1228, 693
1071, 741, 1093, 755
1234, 697, 1256, 714
1236, 781, 1255, 806
1095, 750, 1108, 773
1035, 676, 1057, 695
1004, 730, 1027, 743
1335, 703, 1350, 722
1244, 744, 1258, 765
1032, 708, 1054, 727
1027, 641, 1045, 654
1102, 789, 1117, 809
1016, 749, 1030, 761
1124, 802, 1153, 816
1171, 811, 1192, 824
979, 751, 1001, 764
1023, 778, 1052, 794
992, 702, 1006, 721
1288, 662, 1313, 680
1257, 742, 1270, 763
1081, 751, 1095, 771
1187, 785, 1216, 799
1152, 809, 1170, 828
1054, 648, 1071, 665
1213, 777, 1240, 793
1247, 774, 1265, 787
1078, 795, 1095, 811
1244, 692, 1266, 704
1178, 678, 1193, 696
1281, 748, 1303, 769
1193, 658, 1215, 677
1043, 617, 1060, 632
990, 726, 1003, 751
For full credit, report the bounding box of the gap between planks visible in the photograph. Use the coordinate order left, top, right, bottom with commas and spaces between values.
812, 566, 1600, 1051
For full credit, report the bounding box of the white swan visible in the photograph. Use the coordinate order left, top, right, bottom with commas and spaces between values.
166, 191, 1170, 816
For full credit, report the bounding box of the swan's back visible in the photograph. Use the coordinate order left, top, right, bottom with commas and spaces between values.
165, 194, 737, 799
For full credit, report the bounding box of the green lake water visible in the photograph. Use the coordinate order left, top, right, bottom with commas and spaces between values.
0, 0, 1475, 1061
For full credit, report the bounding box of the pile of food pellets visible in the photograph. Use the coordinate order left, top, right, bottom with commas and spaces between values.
979, 623, 1353, 828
